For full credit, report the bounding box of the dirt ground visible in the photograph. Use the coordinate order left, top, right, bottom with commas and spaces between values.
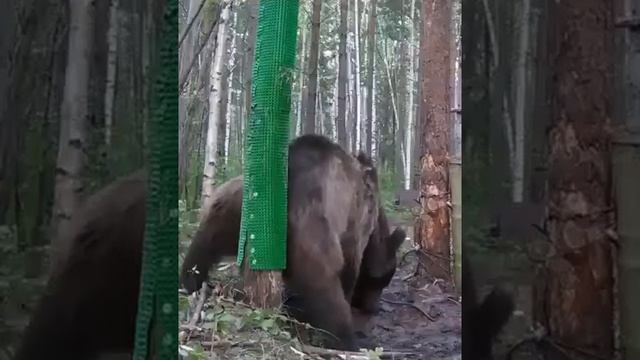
179, 221, 463, 360
468, 243, 545, 360
350, 224, 462, 359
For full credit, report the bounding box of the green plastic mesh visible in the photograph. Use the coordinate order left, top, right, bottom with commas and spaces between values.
133, 1, 178, 359
237, 0, 300, 270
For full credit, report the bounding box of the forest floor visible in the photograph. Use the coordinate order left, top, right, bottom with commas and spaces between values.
468, 238, 544, 360
178, 212, 462, 360
351, 222, 462, 360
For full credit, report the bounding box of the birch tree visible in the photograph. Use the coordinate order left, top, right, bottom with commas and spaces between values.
51, 0, 96, 267
201, 0, 232, 213
404, 0, 416, 190
224, 9, 238, 168
336, 0, 349, 148
364, 0, 377, 155
303, 0, 322, 134
510, 0, 530, 203
353, 0, 362, 151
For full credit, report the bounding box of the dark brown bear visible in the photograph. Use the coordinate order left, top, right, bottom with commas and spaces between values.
181, 134, 406, 351
462, 256, 514, 360
15, 170, 147, 360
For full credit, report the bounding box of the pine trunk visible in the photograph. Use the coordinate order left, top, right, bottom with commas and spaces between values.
532, 1, 615, 358
415, 0, 451, 281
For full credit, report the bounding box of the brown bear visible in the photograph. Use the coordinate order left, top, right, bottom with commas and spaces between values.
180, 134, 406, 351
15, 135, 402, 359
462, 256, 514, 360
15, 170, 147, 360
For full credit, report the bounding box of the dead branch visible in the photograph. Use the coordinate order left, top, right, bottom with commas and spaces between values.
380, 297, 435, 321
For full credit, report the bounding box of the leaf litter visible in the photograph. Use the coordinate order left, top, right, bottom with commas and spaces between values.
178, 221, 461, 360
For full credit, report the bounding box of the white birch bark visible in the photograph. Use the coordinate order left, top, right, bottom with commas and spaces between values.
332, 67, 339, 141
360, 85, 367, 148
296, 26, 306, 137
512, 0, 530, 203
317, 92, 323, 135
354, 0, 362, 152
224, 9, 238, 166
371, 64, 377, 161
201, 0, 231, 212
52, 0, 95, 268
404, 0, 416, 190
382, 42, 400, 146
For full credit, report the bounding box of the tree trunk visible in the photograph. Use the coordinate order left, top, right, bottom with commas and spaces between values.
353, 0, 362, 151
296, 25, 306, 138
615, 0, 640, 356
104, 0, 119, 148
243, 0, 258, 131
364, 0, 377, 155
201, 0, 232, 213
178, 0, 203, 196
331, 63, 339, 142
415, 0, 451, 281
51, 0, 95, 268
404, 0, 416, 190
348, 4, 358, 152
303, 0, 322, 135
449, 0, 462, 292
179, 0, 203, 87
382, 43, 401, 165
336, 0, 349, 148
223, 9, 238, 170
533, 1, 615, 358
511, 0, 531, 203
371, 60, 378, 161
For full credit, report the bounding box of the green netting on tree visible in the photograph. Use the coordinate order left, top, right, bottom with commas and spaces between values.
133, 1, 178, 359
237, 0, 300, 270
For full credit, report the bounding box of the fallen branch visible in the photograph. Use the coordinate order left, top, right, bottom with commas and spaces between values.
380, 297, 435, 321
300, 344, 418, 360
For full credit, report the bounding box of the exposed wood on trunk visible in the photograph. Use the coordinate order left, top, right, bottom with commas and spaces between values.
415, 0, 451, 281
532, 1, 615, 359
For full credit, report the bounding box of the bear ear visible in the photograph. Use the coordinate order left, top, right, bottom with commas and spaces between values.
387, 227, 406, 252
355, 151, 372, 166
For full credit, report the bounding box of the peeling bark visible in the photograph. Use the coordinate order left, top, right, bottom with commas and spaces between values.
415, 0, 451, 281
533, 1, 615, 358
